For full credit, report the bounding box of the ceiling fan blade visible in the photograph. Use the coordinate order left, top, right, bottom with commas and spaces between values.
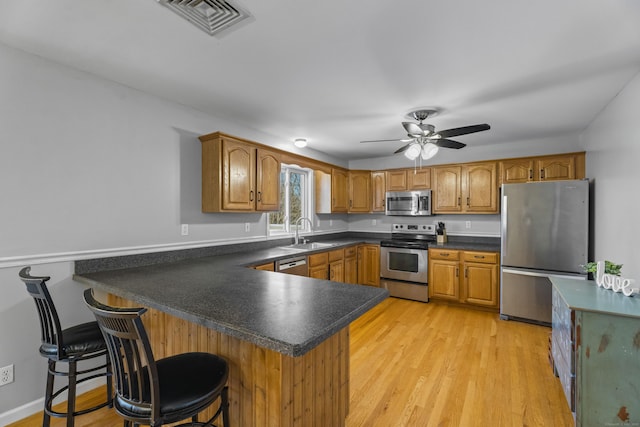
394, 143, 413, 154
360, 138, 406, 143
402, 122, 424, 137
434, 139, 466, 149
436, 124, 490, 139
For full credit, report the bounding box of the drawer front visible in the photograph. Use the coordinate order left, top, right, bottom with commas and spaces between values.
328, 249, 344, 262
308, 252, 329, 267
429, 249, 460, 261
462, 251, 498, 264
344, 246, 357, 258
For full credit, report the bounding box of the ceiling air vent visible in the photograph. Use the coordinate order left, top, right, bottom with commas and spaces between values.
158, 0, 252, 36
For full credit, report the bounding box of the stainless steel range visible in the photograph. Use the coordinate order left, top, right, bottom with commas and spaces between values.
380, 223, 435, 303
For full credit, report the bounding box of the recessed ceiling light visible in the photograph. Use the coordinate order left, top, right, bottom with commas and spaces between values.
294, 138, 308, 148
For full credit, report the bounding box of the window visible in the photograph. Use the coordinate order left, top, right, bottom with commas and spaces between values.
269, 165, 312, 235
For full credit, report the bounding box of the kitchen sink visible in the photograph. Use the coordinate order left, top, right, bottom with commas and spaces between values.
280, 242, 335, 251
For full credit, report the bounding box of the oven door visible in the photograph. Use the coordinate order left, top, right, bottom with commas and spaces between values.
380, 246, 428, 283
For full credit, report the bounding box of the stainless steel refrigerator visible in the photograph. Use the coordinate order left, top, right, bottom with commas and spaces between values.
500, 180, 589, 324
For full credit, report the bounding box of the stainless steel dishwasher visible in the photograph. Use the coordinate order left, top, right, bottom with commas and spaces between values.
276, 256, 308, 276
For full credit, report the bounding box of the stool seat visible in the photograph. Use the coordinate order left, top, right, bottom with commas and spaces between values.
39, 321, 107, 358
117, 352, 228, 420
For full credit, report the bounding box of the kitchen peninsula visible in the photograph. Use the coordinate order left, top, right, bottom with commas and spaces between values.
74, 242, 388, 427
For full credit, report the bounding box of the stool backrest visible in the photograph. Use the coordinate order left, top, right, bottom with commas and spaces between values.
83, 289, 161, 424
19, 267, 65, 359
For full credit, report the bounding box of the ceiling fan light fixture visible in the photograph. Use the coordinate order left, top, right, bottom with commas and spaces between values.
421, 142, 439, 160
294, 138, 308, 148
404, 143, 421, 160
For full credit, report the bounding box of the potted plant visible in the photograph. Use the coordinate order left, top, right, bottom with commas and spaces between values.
582, 260, 623, 277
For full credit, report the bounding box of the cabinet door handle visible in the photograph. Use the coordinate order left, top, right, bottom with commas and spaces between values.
456, 267, 459, 278
529, 169, 533, 180
458, 197, 461, 206
540, 169, 545, 180
466, 196, 470, 207
474, 255, 485, 259
464, 267, 468, 278
440, 253, 450, 256
257, 191, 262, 202
250, 190, 254, 201
382, 199, 385, 207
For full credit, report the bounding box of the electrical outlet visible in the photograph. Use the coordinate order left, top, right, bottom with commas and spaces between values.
329, 220, 333, 226
316, 220, 321, 228
244, 223, 250, 232
466, 221, 471, 229
371, 219, 377, 226
0, 364, 14, 386
181, 224, 189, 236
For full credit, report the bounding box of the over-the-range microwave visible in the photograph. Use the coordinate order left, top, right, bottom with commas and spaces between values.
385, 190, 432, 216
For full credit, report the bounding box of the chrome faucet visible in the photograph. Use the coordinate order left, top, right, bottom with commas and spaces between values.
294, 217, 313, 244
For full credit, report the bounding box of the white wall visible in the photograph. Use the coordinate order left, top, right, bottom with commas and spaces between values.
582, 71, 640, 279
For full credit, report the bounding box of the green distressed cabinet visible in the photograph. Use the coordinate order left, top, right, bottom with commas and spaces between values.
551, 278, 640, 426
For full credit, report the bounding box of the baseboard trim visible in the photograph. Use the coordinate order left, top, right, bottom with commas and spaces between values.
0, 377, 105, 425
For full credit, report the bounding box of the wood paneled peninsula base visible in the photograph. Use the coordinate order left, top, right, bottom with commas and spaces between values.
75, 250, 387, 427
108, 294, 350, 426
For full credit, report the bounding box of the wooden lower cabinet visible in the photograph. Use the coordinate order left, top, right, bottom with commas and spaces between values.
308, 252, 329, 280
462, 251, 499, 307
429, 249, 499, 309
107, 294, 350, 427
329, 249, 345, 282
357, 244, 380, 287
343, 246, 358, 284
429, 249, 460, 300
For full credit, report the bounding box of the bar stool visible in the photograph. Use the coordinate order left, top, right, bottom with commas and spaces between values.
19, 266, 112, 427
83, 288, 230, 427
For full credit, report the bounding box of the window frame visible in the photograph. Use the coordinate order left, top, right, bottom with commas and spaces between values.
268, 164, 313, 237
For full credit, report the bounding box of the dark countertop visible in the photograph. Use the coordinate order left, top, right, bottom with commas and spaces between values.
74, 238, 388, 357
73, 234, 500, 357
427, 240, 501, 252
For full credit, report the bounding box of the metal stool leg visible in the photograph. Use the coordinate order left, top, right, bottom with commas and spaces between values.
66, 360, 77, 427
43, 359, 55, 427
221, 387, 230, 427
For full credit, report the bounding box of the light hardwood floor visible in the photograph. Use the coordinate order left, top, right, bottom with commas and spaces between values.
9, 297, 574, 426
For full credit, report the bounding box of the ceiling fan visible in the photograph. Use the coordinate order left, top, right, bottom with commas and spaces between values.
361, 109, 490, 160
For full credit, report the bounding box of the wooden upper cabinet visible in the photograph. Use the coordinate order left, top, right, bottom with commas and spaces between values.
256, 149, 281, 211
386, 170, 408, 191
371, 171, 386, 212
500, 158, 535, 184
538, 155, 576, 181
500, 152, 585, 185
200, 132, 280, 212
221, 138, 255, 210
331, 168, 349, 212
385, 168, 431, 191
407, 168, 431, 190
433, 162, 498, 214
464, 162, 498, 213
348, 171, 371, 213
433, 166, 463, 213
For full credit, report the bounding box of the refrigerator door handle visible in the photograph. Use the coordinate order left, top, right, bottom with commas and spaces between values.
501, 195, 508, 255
501, 268, 587, 281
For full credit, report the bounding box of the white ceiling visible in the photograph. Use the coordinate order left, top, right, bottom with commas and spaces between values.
1, 0, 640, 160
